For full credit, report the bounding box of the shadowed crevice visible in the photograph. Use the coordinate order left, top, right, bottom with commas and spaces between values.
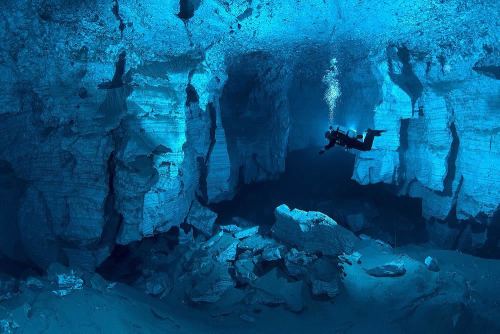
441, 122, 459, 196
388, 46, 423, 113
397, 118, 410, 186
177, 0, 202, 21
100, 150, 124, 247
472, 65, 500, 80
112, 0, 126, 35
196, 103, 217, 204
185, 83, 199, 106
98, 52, 127, 90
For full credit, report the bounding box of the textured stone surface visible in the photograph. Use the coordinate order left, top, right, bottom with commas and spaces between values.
186, 200, 217, 237
352, 46, 500, 224
0, 0, 497, 267
365, 262, 407, 278
273, 204, 358, 256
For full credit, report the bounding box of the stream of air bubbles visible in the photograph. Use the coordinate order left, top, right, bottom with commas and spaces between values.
322, 58, 340, 126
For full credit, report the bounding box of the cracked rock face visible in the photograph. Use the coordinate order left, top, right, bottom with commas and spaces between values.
352, 47, 500, 224
0, 0, 498, 268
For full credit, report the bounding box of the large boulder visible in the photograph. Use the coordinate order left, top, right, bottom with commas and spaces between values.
186, 200, 217, 237
272, 204, 358, 256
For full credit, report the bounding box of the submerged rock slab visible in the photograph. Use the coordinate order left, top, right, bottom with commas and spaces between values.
234, 259, 258, 284
187, 257, 235, 304
203, 232, 239, 263
273, 204, 358, 256
251, 268, 304, 313
186, 200, 217, 237
237, 234, 276, 253
284, 249, 317, 278
234, 226, 259, 240
424, 256, 440, 272
365, 262, 406, 278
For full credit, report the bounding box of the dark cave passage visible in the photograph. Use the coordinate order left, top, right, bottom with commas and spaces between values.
97, 50, 428, 284
97, 147, 428, 283
212, 48, 425, 247
210, 148, 427, 247
287, 49, 331, 150
219, 51, 290, 188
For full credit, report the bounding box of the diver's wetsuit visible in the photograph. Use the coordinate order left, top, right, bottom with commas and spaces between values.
323, 130, 339, 150
320, 128, 385, 153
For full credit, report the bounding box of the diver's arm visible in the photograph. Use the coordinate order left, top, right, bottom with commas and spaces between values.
319, 142, 335, 155
326, 140, 336, 149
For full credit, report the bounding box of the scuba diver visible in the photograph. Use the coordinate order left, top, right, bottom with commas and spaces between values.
319, 126, 386, 154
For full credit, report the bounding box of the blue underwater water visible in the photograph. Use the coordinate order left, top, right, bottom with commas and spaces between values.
0, 0, 499, 333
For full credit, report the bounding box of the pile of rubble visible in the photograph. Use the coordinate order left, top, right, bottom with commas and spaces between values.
0, 202, 432, 324
134, 204, 359, 316
1, 203, 484, 332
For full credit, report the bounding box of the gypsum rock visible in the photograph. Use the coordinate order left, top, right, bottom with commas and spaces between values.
424, 256, 440, 272
284, 248, 317, 278
186, 200, 217, 237
250, 268, 304, 313
234, 258, 258, 284
345, 213, 370, 233
262, 244, 286, 261
237, 234, 276, 253
0, 276, 17, 302
187, 256, 235, 303
202, 232, 239, 262
234, 226, 260, 240
273, 204, 358, 256
145, 272, 172, 297
365, 262, 406, 277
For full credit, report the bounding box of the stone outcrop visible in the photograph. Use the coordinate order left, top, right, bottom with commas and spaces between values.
273, 204, 358, 256
129, 208, 345, 313
185, 200, 217, 237
352, 45, 499, 224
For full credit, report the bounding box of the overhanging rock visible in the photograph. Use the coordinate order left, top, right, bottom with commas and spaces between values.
272, 204, 358, 256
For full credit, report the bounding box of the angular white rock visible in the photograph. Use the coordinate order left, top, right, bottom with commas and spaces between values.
273, 204, 358, 256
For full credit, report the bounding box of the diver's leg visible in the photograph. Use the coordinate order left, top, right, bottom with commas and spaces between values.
362, 131, 376, 150
362, 129, 385, 150
370, 129, 385, 136
319, 143, 332, 155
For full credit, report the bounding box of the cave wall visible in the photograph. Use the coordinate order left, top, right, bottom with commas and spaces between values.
352, 46, 500, 224
0, 0, 498, 268
0, 0, 335, 268
215, 52, 292, 200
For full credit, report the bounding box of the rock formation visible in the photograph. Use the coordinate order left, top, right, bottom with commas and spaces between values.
273, 204, 358, 256
352, 46, 500, 223
0, 0, 498, 268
